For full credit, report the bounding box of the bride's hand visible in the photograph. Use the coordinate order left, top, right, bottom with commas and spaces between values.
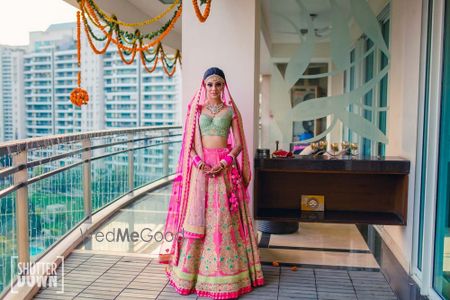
202, 164, 212, 174
208, 164, 224, 176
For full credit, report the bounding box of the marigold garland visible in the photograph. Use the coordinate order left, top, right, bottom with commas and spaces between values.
88, 0, 180, 27
71, 0, 209, 101
70, 11, 89, 107
192, 0, 212, 23
81, 0, 181, 52
80, 0, 182, 77
70, 0, 210, 107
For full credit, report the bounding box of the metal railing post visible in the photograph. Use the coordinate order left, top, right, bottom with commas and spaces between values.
14, 150, 30, 266
128, 133, 134, 194
162, 130, 169, 177
82, 138, 92, 222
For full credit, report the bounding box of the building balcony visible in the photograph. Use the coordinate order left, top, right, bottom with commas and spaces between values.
25, 61, 52, 66
1, 0, 448, 297
0, 126, 183, 298
24, 69, 53, 74
0, 126, 403, 300
55, 67, 78, 72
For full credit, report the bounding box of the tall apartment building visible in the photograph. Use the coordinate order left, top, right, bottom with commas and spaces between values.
103, 49, 181, 178
24, 23, 104, 137
22, 22, 181, 177
0, 46, 25, 142
103, 50, 180, 128
23, 22, 180, 139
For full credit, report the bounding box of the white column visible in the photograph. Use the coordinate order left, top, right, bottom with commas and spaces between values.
182, 0, 260, 201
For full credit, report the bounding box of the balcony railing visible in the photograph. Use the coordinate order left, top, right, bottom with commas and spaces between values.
0, 125, 182, 296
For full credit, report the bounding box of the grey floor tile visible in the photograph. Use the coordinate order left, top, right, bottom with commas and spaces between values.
32, 256, 402, 300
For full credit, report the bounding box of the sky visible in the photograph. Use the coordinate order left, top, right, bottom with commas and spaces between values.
0, 0, 78, 46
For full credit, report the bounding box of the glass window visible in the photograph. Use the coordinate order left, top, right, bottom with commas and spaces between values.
342, 8, 390, 157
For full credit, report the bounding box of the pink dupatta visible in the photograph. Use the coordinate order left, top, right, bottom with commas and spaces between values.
159, 80, 251, 266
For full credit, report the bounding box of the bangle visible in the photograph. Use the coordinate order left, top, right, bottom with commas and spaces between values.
223, 155, 233, 165
219, 159, 228, 168
193, 155, 203, 168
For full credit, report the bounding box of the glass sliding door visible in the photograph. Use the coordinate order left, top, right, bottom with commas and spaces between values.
433, 1, 450, 298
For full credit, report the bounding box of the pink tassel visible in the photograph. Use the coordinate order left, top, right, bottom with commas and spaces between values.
228, 166, 241, 213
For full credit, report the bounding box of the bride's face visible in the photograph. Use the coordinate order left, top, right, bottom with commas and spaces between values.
205, 78, 224, 100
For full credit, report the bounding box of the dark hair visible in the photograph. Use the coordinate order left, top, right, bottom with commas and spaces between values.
203, 67, 226, 82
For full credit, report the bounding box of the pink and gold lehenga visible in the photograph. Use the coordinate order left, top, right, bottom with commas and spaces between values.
159, 79, 264, 299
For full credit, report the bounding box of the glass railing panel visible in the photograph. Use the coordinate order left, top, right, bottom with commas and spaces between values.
133, 132, 181, 189
1, 153, 17, 293
0, 126, 182, 296
27, 165, 85, 261
134, 144, 165, 189
0, 191, 17, 294
76, 184, 172, 256
91, 135, 129, 212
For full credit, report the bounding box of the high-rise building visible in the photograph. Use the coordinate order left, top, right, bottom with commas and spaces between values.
23, 22, 180, 139
22, 22, 181, 176
24, 23, 104, 137
103, 49, 181, 179
103, 50, 180, 129
0, 45, 26, 142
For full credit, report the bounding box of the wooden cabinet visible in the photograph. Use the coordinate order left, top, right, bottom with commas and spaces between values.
253, 156, 410, 225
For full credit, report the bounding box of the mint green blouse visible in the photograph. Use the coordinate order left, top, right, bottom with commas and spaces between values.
199, 106, 235, 137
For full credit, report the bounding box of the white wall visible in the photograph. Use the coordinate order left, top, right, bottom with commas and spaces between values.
181, 0, 259, 199
377, 0, 423, 273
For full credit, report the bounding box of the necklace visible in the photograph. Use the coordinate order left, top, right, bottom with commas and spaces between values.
206, 102, 224, 115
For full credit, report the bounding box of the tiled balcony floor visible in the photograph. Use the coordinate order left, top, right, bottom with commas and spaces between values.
34, 252, 397, 300
33, 184, 399, 299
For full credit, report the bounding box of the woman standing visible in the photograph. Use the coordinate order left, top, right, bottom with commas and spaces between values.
159, 67, 264, 299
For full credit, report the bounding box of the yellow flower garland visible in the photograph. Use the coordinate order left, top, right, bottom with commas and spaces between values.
89, 0, 180, 27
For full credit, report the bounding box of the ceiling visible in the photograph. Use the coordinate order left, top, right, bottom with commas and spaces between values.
261, 0, 389, 46
63, 0, 388, 72
261, 0, 348, 45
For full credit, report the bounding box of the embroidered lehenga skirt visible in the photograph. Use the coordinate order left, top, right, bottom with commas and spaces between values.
166, 147, 265, 299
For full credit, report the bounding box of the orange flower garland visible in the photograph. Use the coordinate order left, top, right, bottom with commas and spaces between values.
81, 0, 182, 77
159, 46, 181, 77
70, 0, 191, 95
192, 0, 212, 23
81, 0, 181, 52
70, 11, 89, 107
69, 0, 202, 107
